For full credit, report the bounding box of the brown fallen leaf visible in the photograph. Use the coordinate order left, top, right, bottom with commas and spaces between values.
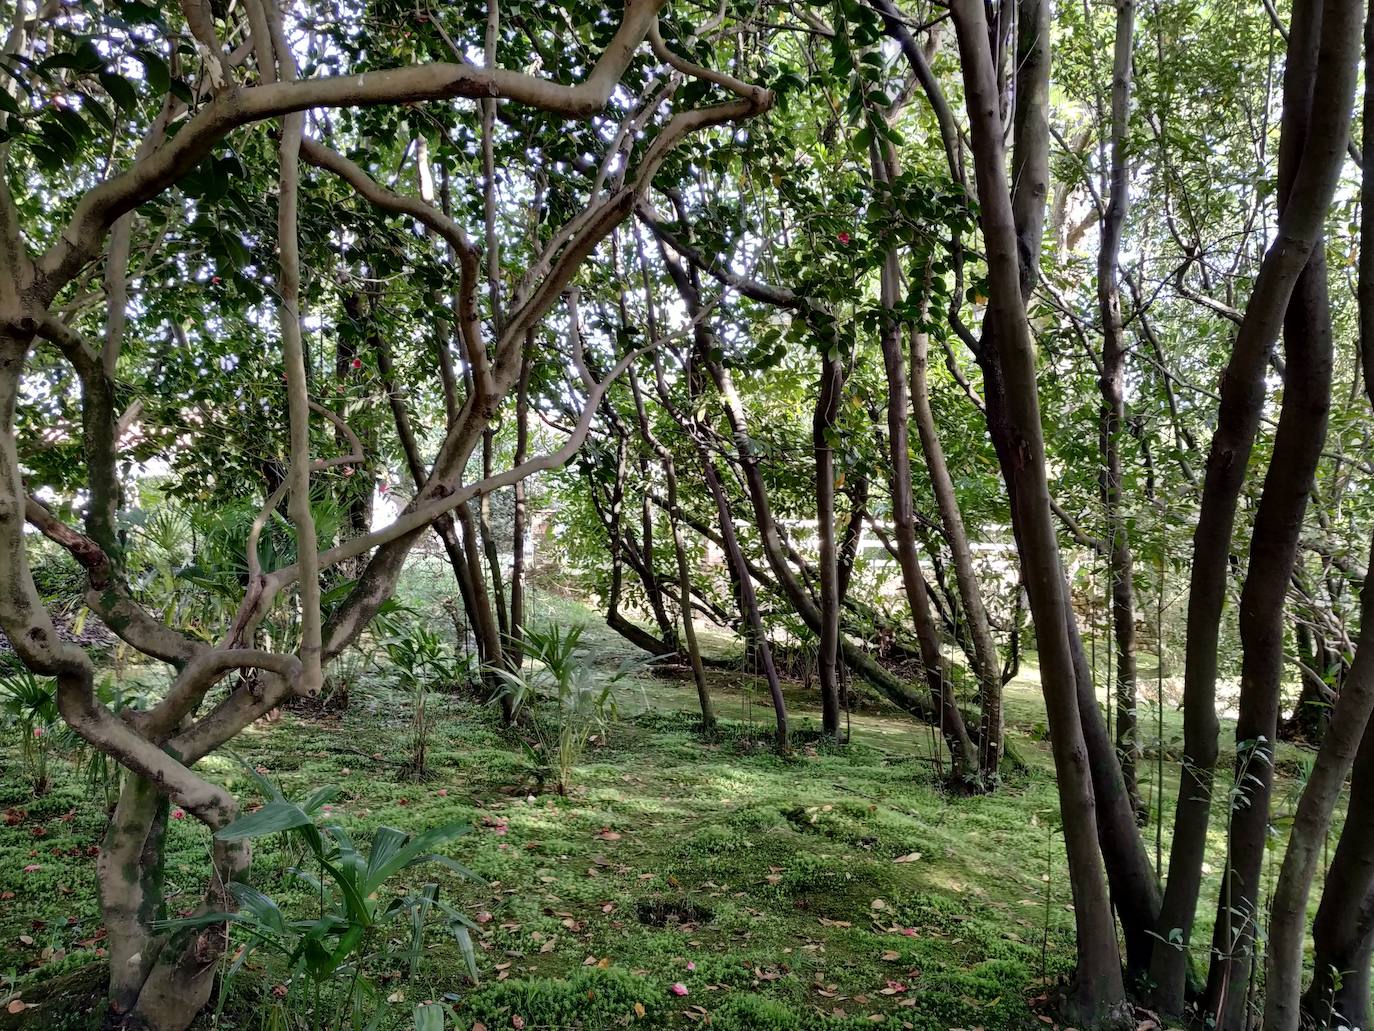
6, 999, 26, 1015
892, 852, 922, 864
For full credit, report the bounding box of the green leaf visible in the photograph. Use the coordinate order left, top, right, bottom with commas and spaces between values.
452, 924, 479, 981
76, 93, 113, 130
135, 50, 170, 95
414, 1003, 446, 1031
214, 799, 312, 841
169, 77, 194, 105
99, 72, 137, 112
228, 883, 288, 934
365, 823, 471, 890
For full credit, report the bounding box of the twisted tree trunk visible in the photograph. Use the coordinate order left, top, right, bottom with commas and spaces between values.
1147, 0, 1361, 1012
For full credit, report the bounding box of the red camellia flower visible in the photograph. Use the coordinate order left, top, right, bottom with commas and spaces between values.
837, 231, 851, 244
350, 357, 362, 370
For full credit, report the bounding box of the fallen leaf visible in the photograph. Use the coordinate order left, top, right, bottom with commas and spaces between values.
633, 1001, 646, 1018
893, 852, 922, 864
881, 950, 900, 961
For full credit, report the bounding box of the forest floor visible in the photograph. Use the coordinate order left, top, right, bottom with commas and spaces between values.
0, 576, 1318, 1030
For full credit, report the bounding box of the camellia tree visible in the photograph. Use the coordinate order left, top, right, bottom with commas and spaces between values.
0, 1, 773, 1027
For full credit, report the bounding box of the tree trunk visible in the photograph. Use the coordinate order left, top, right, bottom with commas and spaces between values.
637, 452, 680, 653
1147, 0, 1361, 1011
1095, 0, 1144, 823
814, 354, 845, 741
951, 0, 1128, 1019
866, 131, 980, 777
1280, 618, 1336, 743
701, 456, 787, 744
879, 302, 978, 782
1202, 241, 1335, 1031
334, 298, 373, 543
627, 365, 716, 731
909, 323, 1005, 780
1066, 609, 1162, 980
508, 339, 531, 667
480, 429, 509, 641
1303, 711, 1374, 1031
1266, 543, 1374, 1029
457, 500, 509, 714
1264, 7, 1374, 1026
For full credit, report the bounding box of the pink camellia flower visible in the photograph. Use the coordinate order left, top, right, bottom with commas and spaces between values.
343, 467, 355, 477
837, 231, 851, 244
669, 983, 688, 997
22, 864, 40, 873
437, 789, 448, 797
171, 809, 185, 820
350, 358, 362, 370
31, 727, 43, 739
686, 962, 696, 972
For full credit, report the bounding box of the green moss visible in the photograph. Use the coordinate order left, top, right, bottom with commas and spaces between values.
0, 586, 1290, 1029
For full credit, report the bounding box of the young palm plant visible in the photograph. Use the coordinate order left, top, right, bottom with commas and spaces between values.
161, 766, 480, 1030
0, 660, 58, 794
491, 625, 637, 795
386, 623, 462, 780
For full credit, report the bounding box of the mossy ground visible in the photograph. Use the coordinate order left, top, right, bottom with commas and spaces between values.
0, 583, 1321, 1030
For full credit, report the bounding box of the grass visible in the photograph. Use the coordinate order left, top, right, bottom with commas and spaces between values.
0, 579, 1334, 1030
